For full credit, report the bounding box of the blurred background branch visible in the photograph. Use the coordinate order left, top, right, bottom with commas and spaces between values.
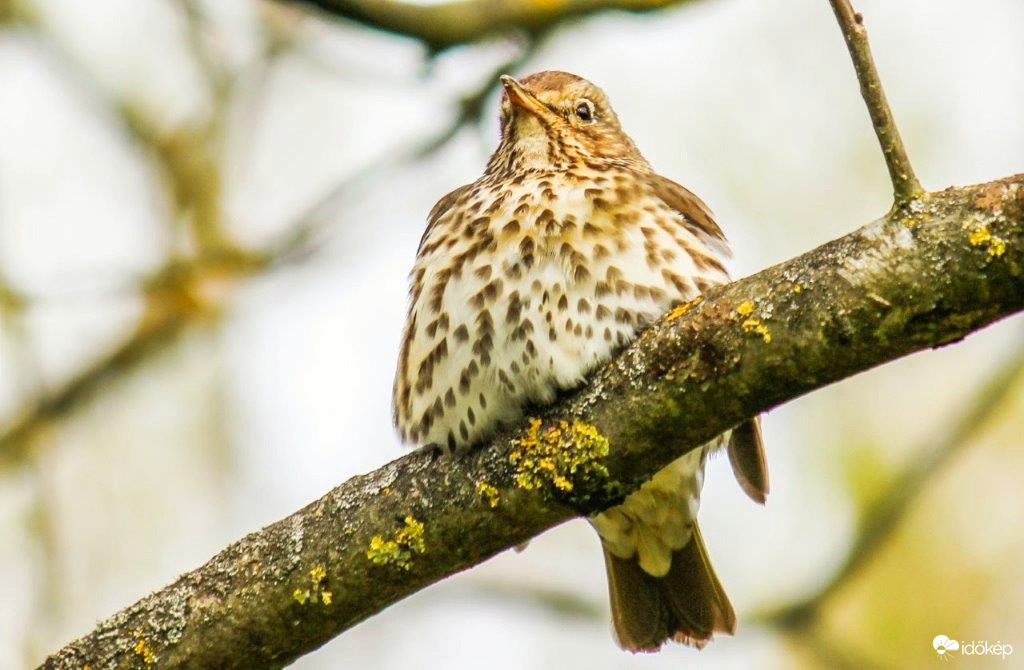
281, 0, 697, 52
762, 337, 1024, 629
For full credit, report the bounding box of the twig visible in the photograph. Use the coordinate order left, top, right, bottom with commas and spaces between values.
460, 580, 605, 621
177, 0, 234, 106
41, 175, 1024, 669
828, 0, 923, 205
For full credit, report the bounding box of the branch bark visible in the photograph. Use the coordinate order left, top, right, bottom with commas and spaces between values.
280, 0, 698, 52
42, 175, 1024, 669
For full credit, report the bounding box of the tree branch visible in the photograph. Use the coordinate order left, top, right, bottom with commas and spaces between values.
279, 0, 698, 52
42, 175, 1024, 669
828, 0, 923, 205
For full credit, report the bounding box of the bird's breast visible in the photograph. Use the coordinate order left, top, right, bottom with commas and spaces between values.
395, 170, 727, 451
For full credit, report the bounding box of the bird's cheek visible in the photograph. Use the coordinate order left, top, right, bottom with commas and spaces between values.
513, 122, 554, 163
514, 113, 548, 135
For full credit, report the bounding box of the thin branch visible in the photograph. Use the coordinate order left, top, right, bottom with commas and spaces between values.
278, 0, 699, 52
177, 0, 234, 107
828, 0, 923, 205
41, 175, 1024, 669
460, 580, 605, 621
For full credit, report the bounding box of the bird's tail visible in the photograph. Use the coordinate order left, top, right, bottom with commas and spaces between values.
602, 522, 736, 653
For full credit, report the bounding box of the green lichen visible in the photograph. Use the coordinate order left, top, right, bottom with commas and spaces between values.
475, 481, 500, 508
293, 563, 332, 606
509, 419, 610, 494
366, 516, 426, 570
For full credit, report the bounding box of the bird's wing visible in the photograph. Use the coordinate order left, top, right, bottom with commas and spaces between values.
417, 183, 473, 254
726, 417, 770, 504
646, 173, 731, 259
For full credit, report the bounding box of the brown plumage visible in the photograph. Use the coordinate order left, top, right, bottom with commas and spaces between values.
393, 71, 768, 651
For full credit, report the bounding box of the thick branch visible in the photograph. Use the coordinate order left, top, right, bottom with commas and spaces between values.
829, 0, 923, 204
280, 0, 696, 51
42, 175, 1024, 669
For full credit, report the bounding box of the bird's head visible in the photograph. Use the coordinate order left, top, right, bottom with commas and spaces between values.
488, 71, 644, 175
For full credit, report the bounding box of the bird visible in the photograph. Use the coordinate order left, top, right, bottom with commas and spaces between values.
393, 70, 768, 652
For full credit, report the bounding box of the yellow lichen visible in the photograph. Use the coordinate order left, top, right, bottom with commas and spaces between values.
475, 481, 500, 508
133, 632, 156, 668
737, 302, 772, 343
665, 295, 701, 322
793, 284, 803, 294
509, 419, 610, 494
294, 563, 332, 606
969, 226, 990, 246
967, 225, 1007, 258
741, 318, 772, 343
366, 516, 426, 570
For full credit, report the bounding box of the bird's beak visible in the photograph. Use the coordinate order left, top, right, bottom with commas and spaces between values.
500, 75, 559, 125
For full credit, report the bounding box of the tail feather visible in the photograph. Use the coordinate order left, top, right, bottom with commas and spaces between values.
603, 523, 735, 653
727, 417, 769, 504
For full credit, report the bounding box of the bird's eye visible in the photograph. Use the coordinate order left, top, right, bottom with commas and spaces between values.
574, 100, 595, 122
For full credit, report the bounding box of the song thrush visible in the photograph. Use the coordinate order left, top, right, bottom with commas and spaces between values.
393, 71, 768, 652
